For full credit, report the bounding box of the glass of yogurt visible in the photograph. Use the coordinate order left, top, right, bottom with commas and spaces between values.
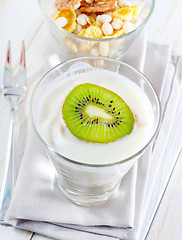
31, 57, 161, 206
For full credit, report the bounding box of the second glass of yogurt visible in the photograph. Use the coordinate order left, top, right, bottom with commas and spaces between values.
31, 57, 161, 206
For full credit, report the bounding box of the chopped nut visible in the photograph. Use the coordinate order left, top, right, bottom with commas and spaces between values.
74, 2, 81, 10
102, 22, 113, 36
54, 17, 68, 28
77, 14, 88, 26
96, 14, 112, 24
99, 42, 109, 56
79, 0, 117, 13
55, 0, 82, 10
112, 18, 123, 29
118, 0, 132, 8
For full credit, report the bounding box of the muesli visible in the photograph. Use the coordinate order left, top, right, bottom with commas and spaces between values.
53, 0, 141, 38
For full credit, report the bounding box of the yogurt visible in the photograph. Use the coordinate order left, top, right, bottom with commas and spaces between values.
38, 67, 154, 165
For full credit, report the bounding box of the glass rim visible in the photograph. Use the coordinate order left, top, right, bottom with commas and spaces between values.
38, 0, 155, 42
30, 56, 161, 168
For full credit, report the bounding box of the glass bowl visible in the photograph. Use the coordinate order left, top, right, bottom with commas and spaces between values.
31, 57, 161, 206
38, 0, 155, 61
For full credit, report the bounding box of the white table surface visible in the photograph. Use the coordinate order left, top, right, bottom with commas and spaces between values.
1, 0, 182, 239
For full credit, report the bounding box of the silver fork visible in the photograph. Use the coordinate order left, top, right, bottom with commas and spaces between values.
0, 41, 27, 221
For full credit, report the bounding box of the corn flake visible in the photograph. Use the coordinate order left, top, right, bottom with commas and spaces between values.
87, 15, 96, 25
131, 5, 140, 18
112, 29, 125, 37
113, 7, 133, 21
78, 29, 86, 37
53, 8, 76, 32
91, 22, 100, 27
84, 26, 103, 38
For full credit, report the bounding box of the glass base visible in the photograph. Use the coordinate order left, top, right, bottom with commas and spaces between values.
57, 177, 121, 206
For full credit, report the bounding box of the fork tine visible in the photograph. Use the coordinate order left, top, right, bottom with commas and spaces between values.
3, 41, 12, 88
18, 41, 27, 89
19, 41, 26, 71
5, 40, 12, 72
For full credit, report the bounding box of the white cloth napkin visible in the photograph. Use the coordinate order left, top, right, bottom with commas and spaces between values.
4, 31, 180, 240
132, 54, 182, 240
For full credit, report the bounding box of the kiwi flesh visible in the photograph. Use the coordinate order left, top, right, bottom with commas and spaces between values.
62, 83, 134, 143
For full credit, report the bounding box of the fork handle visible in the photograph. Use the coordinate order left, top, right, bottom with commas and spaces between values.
0, 108, 16, 221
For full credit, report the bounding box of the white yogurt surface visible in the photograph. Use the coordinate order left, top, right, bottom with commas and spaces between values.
38, 67, 154, 164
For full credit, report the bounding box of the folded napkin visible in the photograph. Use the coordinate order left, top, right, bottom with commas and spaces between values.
132, 54, 182, 240
4, 31, 179, 240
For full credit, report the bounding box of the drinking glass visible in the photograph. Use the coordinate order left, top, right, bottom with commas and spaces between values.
38, 0, 155, 60
31, 57, 161, 206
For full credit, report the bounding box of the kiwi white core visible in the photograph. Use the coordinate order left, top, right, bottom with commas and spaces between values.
85, 104, 113, 120
38, 66, 155, 165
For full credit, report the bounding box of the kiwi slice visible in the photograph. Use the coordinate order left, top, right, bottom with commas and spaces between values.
62, 83, 134, 143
